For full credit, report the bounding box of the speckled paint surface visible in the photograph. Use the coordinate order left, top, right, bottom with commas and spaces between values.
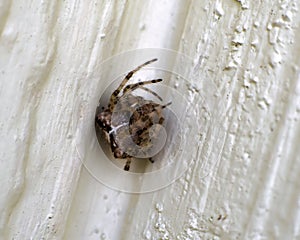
0, 0, 300, 239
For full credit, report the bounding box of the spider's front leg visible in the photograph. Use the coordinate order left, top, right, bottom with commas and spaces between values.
123, 79, 162, 95
109, 58, 158, 112
136, 86, 163, 101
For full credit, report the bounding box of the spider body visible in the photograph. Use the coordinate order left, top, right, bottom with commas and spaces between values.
95, 58, 170, 171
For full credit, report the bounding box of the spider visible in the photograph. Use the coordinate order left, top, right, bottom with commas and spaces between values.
95, 58, 171, 171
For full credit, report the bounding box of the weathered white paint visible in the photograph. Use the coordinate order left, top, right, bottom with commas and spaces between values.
1, 0, 300, 239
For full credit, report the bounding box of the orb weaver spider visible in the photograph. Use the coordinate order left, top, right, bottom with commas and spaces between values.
95, 58, 171, 171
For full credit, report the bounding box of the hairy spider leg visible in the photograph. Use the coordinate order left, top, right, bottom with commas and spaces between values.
122, 79, 162, 97
138, 86, 163, 101
124, 158, 132, 171
112, 79, 163, 111
109, 58, 158, 111
161, 102, 172, 108
109, 133, 118, 151
154, 102, 172, 124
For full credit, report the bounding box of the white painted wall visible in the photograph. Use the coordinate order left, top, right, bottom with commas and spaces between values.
1, 0, 300, 239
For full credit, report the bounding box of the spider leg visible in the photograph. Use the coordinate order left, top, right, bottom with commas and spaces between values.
138, 86, 163, 101
158, 116, 164, 124
122, 79, 162, 96
109, 58, 158, 111
109, 134, 118, 151
154, 102, 171, 124
161, 102, 172, 109
124, 158, 132, 171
